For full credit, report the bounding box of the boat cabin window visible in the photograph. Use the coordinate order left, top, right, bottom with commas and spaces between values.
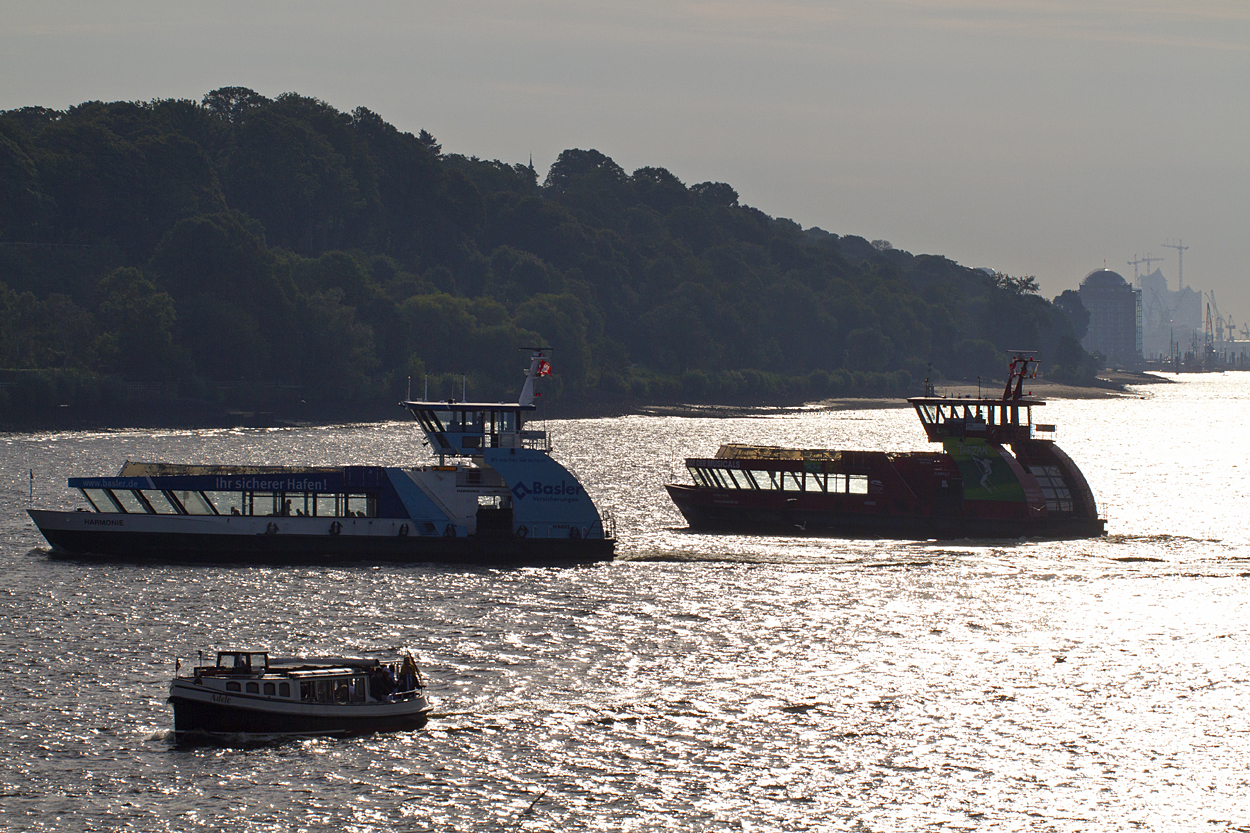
779, 472, 804, 491
203, 490, 242, 516
248, 491, 277, 516
217, 651, 267, 670
725, 468, 755, 489
112, 489, 150, 514
279, 682, 290, 698
142, 490, 181, 514
174, 490, 216, 515
227, 681, 241, 692
804, 472, 826, 492
1028, 465, 1073, 513
300, 677, 366, 704
246, 682, 259, 693
81, 488, 121, 513
264, 682, 276, 695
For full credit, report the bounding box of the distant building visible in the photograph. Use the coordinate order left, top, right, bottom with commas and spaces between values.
1138, 268, 1202, 359
1078, 269, 1141, 367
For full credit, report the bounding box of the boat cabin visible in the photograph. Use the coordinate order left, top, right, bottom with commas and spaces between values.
190, 652, 418, 705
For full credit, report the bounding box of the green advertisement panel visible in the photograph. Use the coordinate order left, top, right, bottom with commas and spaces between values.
943, 438, 1025, 503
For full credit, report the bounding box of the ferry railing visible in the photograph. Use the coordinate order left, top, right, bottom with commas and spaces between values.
598, 509, 617, 540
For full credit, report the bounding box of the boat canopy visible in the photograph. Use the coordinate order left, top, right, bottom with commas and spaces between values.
401, 350, 554, 458
908, 396, 1042, 445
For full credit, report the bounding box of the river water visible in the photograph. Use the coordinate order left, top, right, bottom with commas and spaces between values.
1, 373, 1248, 832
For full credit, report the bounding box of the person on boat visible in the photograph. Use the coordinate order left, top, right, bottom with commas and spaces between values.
398, 655, 419, 691
371, 666, 396, 701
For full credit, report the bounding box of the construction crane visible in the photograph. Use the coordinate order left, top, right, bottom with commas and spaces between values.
1127, 252, 1164, 282
1162, 239, 1189, 290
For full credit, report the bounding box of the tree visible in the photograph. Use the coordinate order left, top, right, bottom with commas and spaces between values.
95, 267, 177, 378
202, 87, 272, 125
1053, 289, 1090, 341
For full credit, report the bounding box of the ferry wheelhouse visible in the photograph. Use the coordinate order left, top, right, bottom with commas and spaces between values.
27, 350, 615, 564
665, 355, 1105, 540
168, 650, 431, 736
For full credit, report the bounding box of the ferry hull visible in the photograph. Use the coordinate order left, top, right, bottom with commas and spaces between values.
666, 484, 1106, 541
29, 509, 614, 566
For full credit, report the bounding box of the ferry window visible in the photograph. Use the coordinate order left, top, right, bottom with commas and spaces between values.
203, 490, 242, 516
689, 468, 709, 488
142, 490, 180, 514
300, 682, 311, 701
250, 491, 278, 516
779, 472, 804, 491
279, 683, 290, 698
112, 489, 151, 514
726, 469, 753, 489
1029, 465, 1073, 513
848, 475, 868, 494
264, 682, 276, 695
227, 681, 241, 692
350, 676, 367, 703
315, 493, 337, 517
804, 472, 826, 492
81, 488, 121, 512
705, 469, 730, 489
246, 682, 259, 694
347, 494, 369, 517
174, 490, 216, 515
498, 412, 516, 432
315, 680, 332, 703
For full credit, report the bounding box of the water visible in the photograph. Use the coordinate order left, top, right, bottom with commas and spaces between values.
2, 373, 1250, 831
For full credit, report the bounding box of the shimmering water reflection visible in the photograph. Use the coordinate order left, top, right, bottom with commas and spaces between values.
2, 373, 1250, 831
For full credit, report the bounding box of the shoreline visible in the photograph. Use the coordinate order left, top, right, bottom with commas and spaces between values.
0, 372, 1177, 433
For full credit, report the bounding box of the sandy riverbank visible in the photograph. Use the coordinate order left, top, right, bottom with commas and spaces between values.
637, 371, 1169, 418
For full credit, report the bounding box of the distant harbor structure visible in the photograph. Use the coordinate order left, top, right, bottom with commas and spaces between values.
1119, 243, 1250, 370
1137, 267, 1202, 361
1078, 269, 1142, 369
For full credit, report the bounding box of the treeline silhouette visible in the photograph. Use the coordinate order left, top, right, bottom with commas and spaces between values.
0, 87, 1095, 428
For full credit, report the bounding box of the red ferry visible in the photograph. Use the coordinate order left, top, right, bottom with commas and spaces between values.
665, 356, 1105, 540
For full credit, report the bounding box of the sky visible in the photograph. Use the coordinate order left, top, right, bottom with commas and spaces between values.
3, 1, 1248, 321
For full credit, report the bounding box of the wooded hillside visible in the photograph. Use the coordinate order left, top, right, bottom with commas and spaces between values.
0, 87, 1095, 427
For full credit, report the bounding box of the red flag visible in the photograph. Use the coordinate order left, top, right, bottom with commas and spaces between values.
536, 360, 552, 377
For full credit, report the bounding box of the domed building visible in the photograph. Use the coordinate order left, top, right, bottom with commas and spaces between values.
1078, 269, 1142, 368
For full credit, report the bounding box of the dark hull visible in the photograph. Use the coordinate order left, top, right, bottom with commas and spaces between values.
666, 485, 1105, 541
29, 512, 614, 566
170, 696, 429, 735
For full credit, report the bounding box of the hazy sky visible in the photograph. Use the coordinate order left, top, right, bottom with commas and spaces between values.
4, 1, 1247, 319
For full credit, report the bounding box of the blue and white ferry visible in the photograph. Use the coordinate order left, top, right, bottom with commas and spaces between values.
27, 351, 615, 565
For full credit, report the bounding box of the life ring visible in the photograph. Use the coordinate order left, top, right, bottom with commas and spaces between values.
443, 524, 456, 537
329, 520, 342, 536
398, 523, 409, 537
265, 522, 279, 535
569, 526, 581, 539
515, 525, 529, 538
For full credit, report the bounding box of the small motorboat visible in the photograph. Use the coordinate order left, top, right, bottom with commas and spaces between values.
168, 650, 432, 736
